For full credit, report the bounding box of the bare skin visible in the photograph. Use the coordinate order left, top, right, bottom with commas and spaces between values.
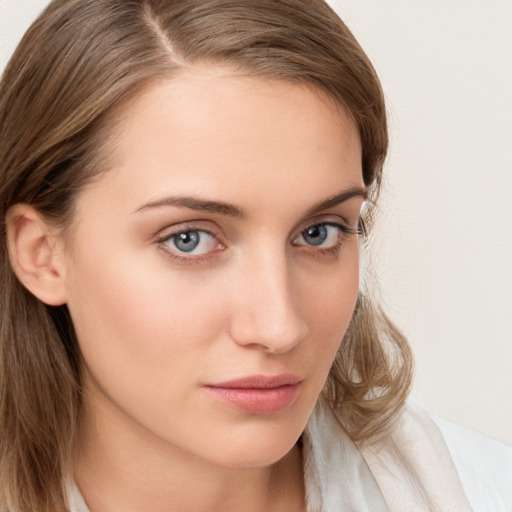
75, 392, 305, 511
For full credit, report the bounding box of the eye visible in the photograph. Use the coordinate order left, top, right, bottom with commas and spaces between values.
162, 230, 219, 255
294, 222, 343, 249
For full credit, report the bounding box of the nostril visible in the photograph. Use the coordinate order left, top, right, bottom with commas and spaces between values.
229, 306, 309, 354
229, 256, 308, 352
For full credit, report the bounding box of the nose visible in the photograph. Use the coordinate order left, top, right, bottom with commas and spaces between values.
228, 249, 309, 354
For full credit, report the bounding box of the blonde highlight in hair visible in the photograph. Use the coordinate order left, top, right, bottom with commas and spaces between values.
0, 1, 412, 509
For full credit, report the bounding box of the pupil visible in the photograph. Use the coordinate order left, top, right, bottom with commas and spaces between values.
304, 225, 327, 246
174, 231, 200, 252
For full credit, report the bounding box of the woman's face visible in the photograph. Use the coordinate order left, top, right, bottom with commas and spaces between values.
63, 66, 365, 468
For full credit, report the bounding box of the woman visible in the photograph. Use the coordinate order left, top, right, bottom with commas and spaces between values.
0, 1, 510, 511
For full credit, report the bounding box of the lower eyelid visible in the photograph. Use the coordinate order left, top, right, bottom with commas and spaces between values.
156, 221, 352, 263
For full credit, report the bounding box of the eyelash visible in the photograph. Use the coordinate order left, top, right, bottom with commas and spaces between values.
155, 219, 362, 265
155, 225, 223, 266
292, 221, 360, 258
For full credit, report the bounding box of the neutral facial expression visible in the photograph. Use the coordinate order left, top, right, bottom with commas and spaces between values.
62, 66, 365, 468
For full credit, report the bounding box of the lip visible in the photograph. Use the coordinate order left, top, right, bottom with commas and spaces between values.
204, 374, 302, 415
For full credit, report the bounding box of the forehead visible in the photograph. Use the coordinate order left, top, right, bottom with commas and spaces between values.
80, 66, 363, 217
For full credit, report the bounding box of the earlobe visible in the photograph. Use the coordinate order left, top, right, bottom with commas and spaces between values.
6, 204, 68, 306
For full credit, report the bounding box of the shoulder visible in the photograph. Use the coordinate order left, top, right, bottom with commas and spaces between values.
356, 401, 512, 512
304, 399, 511, 511
432, 413, 512, 511
390, 403, 512, 512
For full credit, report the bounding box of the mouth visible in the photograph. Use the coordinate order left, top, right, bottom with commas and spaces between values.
204, 374, 302, 415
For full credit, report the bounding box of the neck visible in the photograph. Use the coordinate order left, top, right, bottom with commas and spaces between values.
73, 390, 305, 512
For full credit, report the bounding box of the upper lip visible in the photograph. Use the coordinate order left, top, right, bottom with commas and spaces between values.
206, 374, 302, 389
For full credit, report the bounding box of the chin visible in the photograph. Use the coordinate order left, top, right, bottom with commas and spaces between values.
219, 443, 298, 470
202, 421, 304, 469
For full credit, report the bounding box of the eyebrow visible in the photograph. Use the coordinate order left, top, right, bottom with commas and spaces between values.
135, 196, 246, 218
304, 186, 368, 216
134, 186, 367, 218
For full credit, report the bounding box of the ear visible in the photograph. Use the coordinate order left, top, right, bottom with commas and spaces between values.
6, 204, 68, 306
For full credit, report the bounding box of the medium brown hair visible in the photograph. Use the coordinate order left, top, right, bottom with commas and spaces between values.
0, 1, 412, 510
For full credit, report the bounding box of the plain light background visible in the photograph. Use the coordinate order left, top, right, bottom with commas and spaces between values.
1, 0, 511, 445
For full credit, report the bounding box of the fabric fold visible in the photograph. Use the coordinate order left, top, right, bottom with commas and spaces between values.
303, 398, 390, 512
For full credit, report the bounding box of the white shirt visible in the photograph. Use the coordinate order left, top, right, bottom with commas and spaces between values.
304, 399, 512, 511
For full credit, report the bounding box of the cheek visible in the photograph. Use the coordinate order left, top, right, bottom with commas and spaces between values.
295, 248, 360, 373
63, 232, 360, 466
300, 249, 359, 329
66, 231, 359, 367
64, 241, 229, 400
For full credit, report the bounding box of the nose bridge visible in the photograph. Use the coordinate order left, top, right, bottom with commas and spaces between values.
229, 243, 308, 353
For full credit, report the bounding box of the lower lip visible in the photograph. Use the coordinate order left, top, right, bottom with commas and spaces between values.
204, 384, 300, 415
